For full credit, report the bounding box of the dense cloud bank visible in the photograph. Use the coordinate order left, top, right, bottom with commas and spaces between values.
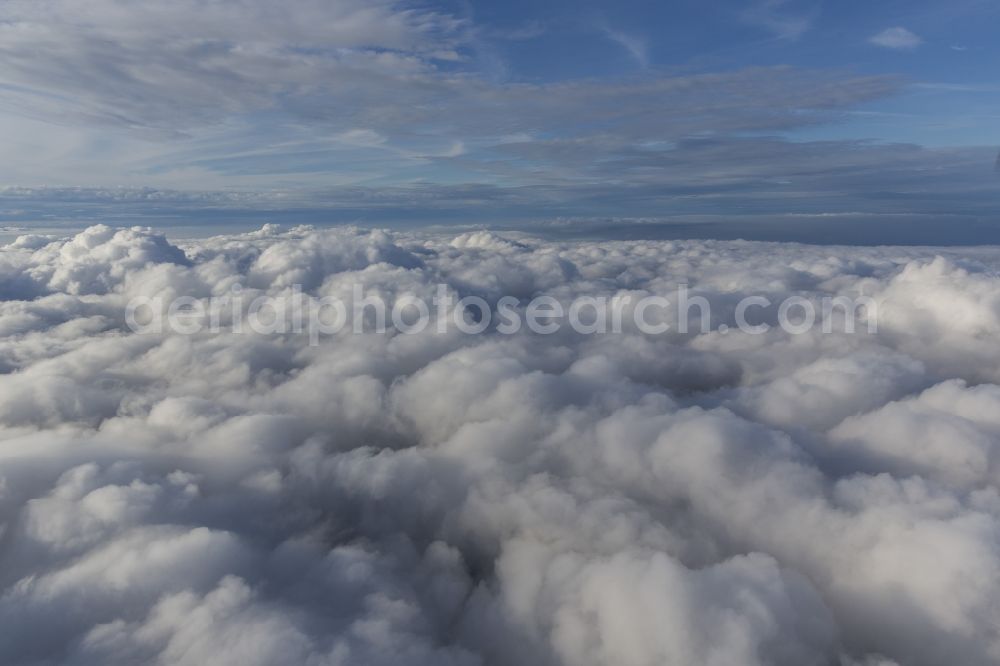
2, 224, 1000, 665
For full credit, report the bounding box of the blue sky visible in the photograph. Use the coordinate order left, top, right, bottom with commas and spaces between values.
0, 0, 997, 241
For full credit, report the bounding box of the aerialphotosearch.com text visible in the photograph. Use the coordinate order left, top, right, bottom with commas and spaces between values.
126, 283, 878, 345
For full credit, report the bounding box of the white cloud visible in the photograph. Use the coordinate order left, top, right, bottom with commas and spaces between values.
2, 224, 1000, 664
870, 27, 923, 50
0, 0, 465, 132
0, 0, 909, 193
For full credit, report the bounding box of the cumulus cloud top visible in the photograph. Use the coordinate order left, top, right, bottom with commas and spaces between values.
1, 224, 1000, 665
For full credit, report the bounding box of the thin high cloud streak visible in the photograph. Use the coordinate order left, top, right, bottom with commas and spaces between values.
2, 138, 996, 243
870, 27, 923, 50
0, 1, 878, 136
0, 0, 465, 130
740, 0, 821, 39
3, 224, 1000, 664
0, 59, 898, 187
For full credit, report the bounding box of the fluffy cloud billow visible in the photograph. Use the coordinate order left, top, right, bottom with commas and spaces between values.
2, 224, 1000, 665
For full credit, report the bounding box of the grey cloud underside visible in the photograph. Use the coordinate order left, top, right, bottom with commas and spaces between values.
3, 224, 1000, 665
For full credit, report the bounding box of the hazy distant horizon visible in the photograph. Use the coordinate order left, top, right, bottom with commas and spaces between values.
6, 214, 1000, 247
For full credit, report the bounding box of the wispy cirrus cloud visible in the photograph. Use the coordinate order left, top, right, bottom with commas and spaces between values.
599, 26, 650, 67
740, 0, 821, 40
3, 138, 996, 244
0, 17, 903, 190
0, 0, 467, 132
0, 0, 984, 237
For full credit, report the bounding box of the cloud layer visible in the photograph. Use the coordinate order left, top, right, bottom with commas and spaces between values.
1, 0, 993, 239
2, 224, 1000, 664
